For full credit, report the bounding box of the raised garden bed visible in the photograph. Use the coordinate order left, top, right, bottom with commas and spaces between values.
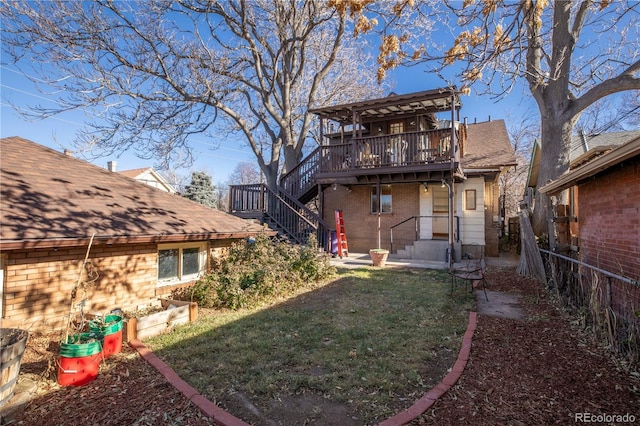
123, 299, 198, 342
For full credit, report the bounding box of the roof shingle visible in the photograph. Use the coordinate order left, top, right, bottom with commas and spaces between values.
462, 119, 517, 169
0, 137, 265, 249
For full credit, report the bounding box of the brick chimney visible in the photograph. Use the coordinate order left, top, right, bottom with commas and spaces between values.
107, 161, 117, 172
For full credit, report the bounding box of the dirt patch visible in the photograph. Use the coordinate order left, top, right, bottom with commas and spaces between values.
475, 290, 526, 320
3, 337, 213, 426
413, 267, 640, 425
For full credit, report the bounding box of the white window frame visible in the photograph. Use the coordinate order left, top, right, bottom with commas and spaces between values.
157, 242, 207, 286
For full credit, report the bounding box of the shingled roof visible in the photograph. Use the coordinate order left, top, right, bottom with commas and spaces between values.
0, 137, 267, 250
462, 119, 517, 170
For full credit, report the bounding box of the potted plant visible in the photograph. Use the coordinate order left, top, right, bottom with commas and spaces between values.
369, 207, 389, 267
369, 248, 389, 267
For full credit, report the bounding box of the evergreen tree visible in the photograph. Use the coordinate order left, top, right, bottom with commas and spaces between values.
183, 171, 217, 209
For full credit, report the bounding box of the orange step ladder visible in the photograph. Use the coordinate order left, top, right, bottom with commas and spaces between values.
334, 210, 349, 258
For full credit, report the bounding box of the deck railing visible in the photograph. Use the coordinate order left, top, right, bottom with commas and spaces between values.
278, 128, 460, 197
319, 128, 458, 173
229, 183, 332, 249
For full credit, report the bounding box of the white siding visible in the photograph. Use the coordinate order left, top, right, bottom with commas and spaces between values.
457, 177, 485, 245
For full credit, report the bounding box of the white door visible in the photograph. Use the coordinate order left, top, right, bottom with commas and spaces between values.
432, 185, 449, 239
419, 186, 433, 239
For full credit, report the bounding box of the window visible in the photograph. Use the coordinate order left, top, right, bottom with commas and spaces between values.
371, 185, 392, 214
465, 189, 477, 210
158, 243, 206, 285
389, 121, 404, 134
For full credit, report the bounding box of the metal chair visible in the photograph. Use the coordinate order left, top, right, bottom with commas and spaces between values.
451, 255, 489, 301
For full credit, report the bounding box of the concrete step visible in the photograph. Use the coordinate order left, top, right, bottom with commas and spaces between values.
395, 240, 461, 262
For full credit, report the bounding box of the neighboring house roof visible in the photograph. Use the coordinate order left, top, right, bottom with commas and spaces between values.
569, 130, 640, 163
527, 130, 640, 188
462, 119, 517, 170
0, 137, 266, 250
118, 167, 177, 193
539, 134, 640, 196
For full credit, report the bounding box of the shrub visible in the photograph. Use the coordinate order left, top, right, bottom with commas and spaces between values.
178, 234, 335, 309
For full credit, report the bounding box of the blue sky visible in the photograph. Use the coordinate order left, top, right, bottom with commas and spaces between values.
1, 41, 535, 185
0, 64, 257, 184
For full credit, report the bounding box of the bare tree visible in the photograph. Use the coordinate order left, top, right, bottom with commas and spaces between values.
576, 95, 640, 135
336, 1, 640, 235
1, 0, 386, 189
227, 162, 262, 186
501, 111, 538, 225
214, 181, 229, 212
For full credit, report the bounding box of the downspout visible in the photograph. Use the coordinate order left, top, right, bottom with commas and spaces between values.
377, 179, 382, 249
448, 89, 457, 271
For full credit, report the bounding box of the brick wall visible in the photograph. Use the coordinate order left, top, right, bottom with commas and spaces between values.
323, 183, 419, 253
2, 243, 158, 331
578, 158, 640, 280
1, 239, 242, 331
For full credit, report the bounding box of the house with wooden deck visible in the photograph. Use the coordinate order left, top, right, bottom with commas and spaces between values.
229, 88, 517, 264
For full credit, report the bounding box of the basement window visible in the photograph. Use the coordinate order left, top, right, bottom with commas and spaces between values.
158, 243, 206, 286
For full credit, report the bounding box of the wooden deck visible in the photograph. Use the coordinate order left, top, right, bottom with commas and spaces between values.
280, 127, 461, 200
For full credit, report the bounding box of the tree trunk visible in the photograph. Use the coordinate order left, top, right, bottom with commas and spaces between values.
262, 163, 279, 192
282, 142, 302, 177
532, 111, 577, 236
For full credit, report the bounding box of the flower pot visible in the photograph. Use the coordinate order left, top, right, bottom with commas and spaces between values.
89, 314, 123, 358
57, 332, 103, 387
0, 328, 28, 407
369, 249, 389, 267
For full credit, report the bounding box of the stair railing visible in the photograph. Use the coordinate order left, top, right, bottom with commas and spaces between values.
390, 215, 460, 253
230, 183, 332, 250
279, 147, 321, 200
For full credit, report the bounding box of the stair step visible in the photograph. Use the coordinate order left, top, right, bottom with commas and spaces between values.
397, 240, 461, 262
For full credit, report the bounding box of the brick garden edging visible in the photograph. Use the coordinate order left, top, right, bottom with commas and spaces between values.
377, 311, 478, 426
128, 339, 250, 426
130, 311, 479, 426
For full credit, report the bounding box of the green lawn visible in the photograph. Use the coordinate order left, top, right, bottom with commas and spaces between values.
146, 267, 475, 423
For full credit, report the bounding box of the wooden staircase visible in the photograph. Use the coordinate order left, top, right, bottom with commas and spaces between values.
279, 147, 321, 204
228, 178, 331, 250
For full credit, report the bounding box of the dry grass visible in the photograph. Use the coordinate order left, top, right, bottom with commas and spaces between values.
146, 267, 474, 424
